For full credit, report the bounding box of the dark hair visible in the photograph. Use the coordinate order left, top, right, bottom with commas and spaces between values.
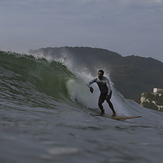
98, 70, 104, 75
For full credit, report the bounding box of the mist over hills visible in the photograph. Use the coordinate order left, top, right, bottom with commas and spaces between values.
29, 47, 163, 100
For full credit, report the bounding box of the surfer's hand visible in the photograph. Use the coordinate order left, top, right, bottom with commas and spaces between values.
90, 87, 94, 93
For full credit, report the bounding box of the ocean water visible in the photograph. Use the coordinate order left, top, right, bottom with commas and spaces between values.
0, 50, 163, 163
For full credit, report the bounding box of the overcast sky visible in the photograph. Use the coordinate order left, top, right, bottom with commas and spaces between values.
0, 0, 163, 62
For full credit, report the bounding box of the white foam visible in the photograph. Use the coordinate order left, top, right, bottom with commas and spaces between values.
66, 78, 99, 108
26, 51, 53, 61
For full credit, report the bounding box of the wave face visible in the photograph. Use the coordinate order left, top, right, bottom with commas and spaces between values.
0, 51, 103, 111
1, 50, 163, 163
0, 51, 79, 106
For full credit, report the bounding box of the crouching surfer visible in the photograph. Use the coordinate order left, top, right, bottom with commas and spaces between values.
87, 70, 116, 117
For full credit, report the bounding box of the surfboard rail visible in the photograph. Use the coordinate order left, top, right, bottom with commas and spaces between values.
112, 115, 142, 120
90, 113, 142, 120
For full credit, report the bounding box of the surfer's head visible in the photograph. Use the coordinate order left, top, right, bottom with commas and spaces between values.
98, 70, 104, 79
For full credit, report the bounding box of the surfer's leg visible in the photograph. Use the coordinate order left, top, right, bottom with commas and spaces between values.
107, 100, 116, 116
106, 92, 116, 117
98, 96, 105, 114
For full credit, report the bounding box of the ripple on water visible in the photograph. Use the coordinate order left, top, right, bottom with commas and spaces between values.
47, 147, 79, 156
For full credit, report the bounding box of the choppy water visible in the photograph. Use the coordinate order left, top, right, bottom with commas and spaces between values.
1, 50, 163, 163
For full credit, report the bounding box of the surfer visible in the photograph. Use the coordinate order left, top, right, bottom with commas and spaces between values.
87, 70, 116, 116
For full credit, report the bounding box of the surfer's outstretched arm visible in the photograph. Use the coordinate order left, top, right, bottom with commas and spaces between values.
87, 78, 97, 87
87, 78, 97, 93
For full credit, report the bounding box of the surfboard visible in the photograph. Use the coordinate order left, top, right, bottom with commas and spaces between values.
90, 113, 141, 120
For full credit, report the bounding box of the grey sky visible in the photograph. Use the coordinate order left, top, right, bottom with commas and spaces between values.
0, 0, 163, 62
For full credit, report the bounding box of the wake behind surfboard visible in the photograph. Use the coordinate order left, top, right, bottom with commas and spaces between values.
112, 115, 141, 120
90, 113, 141, 120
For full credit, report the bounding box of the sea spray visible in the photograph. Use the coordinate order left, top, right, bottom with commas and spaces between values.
28, 49, 132, 115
